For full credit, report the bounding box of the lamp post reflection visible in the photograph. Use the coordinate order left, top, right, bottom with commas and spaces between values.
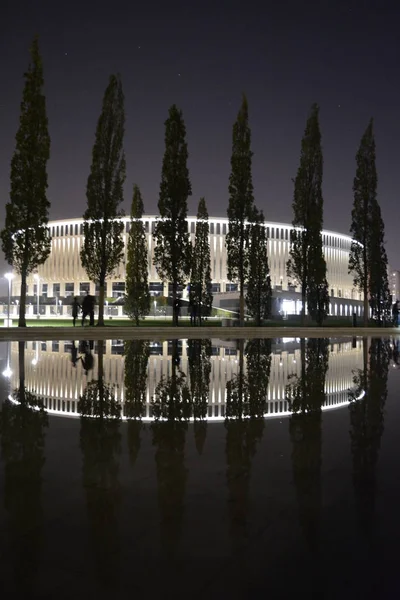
2, 340, 12, 378
34, 274, 40, 319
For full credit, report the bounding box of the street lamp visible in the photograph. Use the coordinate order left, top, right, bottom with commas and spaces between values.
34, 273, 40, 319
4, 272, 14, 327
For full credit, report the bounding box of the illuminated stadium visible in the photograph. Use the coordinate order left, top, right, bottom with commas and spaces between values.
10, 216, 363, 318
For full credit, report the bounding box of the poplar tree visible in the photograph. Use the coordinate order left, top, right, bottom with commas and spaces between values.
226, 95, 254, 326
125, 185, 150, 325
190, 197, 212, 325
287, 103, 329, 325
153, 105, 191, 326
368, 201, 390, 324
80, 74, 126, 326
349, 119, 390, 325
246, 208, 271, 326
1, 37, 51, 327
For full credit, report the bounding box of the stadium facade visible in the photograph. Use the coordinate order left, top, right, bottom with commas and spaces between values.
10, 216, 363, 318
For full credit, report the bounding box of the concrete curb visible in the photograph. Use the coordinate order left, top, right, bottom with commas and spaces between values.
0, 326, 398, 341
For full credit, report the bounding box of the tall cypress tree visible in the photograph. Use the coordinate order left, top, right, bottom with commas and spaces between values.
153, 105, 191, 326
369, 201, 391, 324
287, 104, 329, 325
80, 74, 126, 326
226, 95, 254, 326
245, 208, 272, 326
125, 185, 150, 325
349, 119, 390, 325
1, 37, 51, 327
190, 197, 212, 325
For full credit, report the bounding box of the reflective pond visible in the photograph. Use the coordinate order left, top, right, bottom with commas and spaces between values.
0, 336, 399, 598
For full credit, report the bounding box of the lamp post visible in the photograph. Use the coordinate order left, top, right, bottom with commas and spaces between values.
4, 272, 14, 327
34, 273, 40, 319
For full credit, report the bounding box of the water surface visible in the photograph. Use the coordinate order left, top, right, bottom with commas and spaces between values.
0, 336, 399, 599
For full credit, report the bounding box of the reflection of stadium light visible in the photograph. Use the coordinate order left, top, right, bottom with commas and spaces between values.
355, 390, 365, 401
2, 365, 12, 378
32, 358, 38, 366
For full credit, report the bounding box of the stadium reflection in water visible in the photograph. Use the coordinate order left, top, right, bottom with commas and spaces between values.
1, 336, 397, 597
7, 337, 364, 419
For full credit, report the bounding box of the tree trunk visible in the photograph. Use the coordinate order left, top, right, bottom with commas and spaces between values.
97, 282, 105, 327
172, 281, 177, 327
19, 270, 27, 327
18, 340, 25, 397
363, 282, 369, 327
199, 287, 202, 327
98, 340, 104, 416
301, 283, 306, 327
239, 276, 245, 327
300, 337, 306, 383
238, 339, 244, 413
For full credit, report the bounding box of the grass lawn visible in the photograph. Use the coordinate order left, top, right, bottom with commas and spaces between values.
2, 315, 382, 328
17, 318, 223, 328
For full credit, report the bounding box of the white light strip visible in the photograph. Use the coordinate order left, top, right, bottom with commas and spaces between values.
47, 216, 355, 244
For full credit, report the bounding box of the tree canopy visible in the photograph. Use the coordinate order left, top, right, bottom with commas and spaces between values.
153, 105, 191, 326
1, 37, 51, 327
80, 74, 126, 326
226, 95, 255, 326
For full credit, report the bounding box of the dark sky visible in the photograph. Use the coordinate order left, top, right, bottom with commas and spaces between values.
0, 0, 399, 268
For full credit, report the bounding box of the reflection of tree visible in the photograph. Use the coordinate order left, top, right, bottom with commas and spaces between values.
286, 338, 329, 552
188, 339, 211, 454
225, 339, 271, 545
348, 338, 390, 540
124, 340, 149, 465
151, 339, 191, 554
246, 339, 272, 418
78, 341, 122, 590
0, 341, 48, 593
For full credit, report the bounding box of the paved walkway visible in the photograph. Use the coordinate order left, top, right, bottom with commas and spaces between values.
0, 326, 398, 341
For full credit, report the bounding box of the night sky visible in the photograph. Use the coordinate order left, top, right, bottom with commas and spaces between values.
0, 0, 399, 273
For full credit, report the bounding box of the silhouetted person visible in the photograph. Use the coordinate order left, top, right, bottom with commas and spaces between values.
82, 295, 95, 326
72, 296, 81, 327
71, 341, 79, 367
81, 343, 94, 375
189, 296, 197, 326
173, 296, 182, 324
